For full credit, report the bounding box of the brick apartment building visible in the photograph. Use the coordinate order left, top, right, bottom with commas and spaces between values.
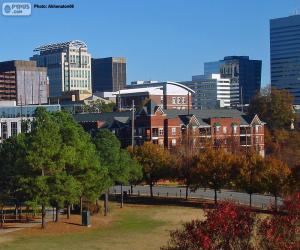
114, 81, 194, 110
74, 99, 265, 156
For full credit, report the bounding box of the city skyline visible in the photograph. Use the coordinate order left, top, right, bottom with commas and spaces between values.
0, 0, 299, 86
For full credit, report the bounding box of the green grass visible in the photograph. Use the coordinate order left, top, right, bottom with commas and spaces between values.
0, 204, 204, 250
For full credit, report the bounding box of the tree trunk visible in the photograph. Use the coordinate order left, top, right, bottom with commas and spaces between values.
249, 193, 252, 208
55, 206, 59, 222
52, 207, 55, 222
41, 204, 46, 229
19, 206, 22, 221
15, 204, 18, 221
274, 195, 278, 211
185, 185, 189, 200
104, 190, 109, 216
150, 182, 153, 198
80, 197, 83, 215
1, 208, 4, 228
95, 199, 99, 214
26, 206, 29, 222
120, 184, 124, 208
131, 185, 133, 195
67, 205, 71, 219
214, 189, 218, 205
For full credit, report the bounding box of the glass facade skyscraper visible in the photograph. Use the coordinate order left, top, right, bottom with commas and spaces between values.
270, 15, 300, 105
92, 57, 126, 92
204, 56, 261, 105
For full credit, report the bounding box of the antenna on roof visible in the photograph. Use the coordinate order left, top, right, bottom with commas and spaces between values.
291, 8, 299, 15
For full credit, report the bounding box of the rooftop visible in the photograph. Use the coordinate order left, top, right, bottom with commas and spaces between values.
34, 40, 87, 52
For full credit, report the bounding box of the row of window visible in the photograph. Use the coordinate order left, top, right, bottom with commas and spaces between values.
171, 97, 186, 105
0, 122, 18, 140
157, 139, 176, 146
152, 127, 177, 136
70, 79, 91, 88
69, 69, 91, 78
69, 54, 90, 65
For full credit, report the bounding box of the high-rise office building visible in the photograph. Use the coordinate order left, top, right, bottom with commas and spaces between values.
270, 15, 300, 105
0, 60, 49, 105
31, 40, 92, 97
181, 74, 239, 109
92, 57, 126, 92
204, 56, 262, 105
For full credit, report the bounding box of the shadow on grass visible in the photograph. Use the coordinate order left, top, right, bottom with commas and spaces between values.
110, 195, 276, 215
63, 222, 82, 226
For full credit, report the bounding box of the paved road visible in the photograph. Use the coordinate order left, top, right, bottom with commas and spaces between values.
111, 185, 282, 208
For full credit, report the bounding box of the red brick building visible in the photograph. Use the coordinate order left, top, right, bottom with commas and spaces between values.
74, 100, 265, 156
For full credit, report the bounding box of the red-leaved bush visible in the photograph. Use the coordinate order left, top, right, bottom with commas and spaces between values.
161, 202, 256, 250
259, 192, 300, 250
162, 194, 300, 250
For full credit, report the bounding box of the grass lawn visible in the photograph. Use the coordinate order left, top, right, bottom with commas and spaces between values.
0, 203, 204, 250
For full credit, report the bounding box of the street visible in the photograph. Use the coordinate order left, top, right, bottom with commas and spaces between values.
111, 185, 282, 208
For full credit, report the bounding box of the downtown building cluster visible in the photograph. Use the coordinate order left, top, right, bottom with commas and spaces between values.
1, 13, 300, 154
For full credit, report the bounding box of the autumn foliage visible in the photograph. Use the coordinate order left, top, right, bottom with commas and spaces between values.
259, 192, 300, 250
163, 193, 300, 250
162, 201, 255, 250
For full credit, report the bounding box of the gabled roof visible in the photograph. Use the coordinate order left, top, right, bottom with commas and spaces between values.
178, 114, 200, 126
136, 99, 164, 116
164, 108, 263, 126
73, 111, 131, 127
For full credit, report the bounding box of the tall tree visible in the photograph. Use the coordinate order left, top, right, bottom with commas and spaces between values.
24, 107, 63, 229
131, 142, 169, 197
94, 129, 141, 210
263, 156, 291, 210
192, 148, 233, 205
170, 140, 199, 200
248, 87, 296, 131
53, 111, 105, 216
234, 151, 266, 207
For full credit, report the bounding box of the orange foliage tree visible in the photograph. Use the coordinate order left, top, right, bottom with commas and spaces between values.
192, 148, 233, 205
130, 142, 170, 197
263, 156, 291, 210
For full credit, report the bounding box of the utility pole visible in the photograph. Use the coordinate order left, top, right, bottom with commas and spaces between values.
131, 99, 135, 148
187, 91, 190, 115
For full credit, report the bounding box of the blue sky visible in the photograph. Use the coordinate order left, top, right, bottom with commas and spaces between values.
0, 0, 299, 86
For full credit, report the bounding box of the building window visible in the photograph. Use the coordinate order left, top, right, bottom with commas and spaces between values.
171, 127, 176, 135
182, 97, 186, 104
177, 97, 181, 104
233, 125, 237, 134
255, 125, 259, 133
223, 126, 227, 134
159, 128, 164, 136
171, 139, 176, 146
1, 122, 8, 140
255, 136, 259, 143
152, 128, 158, 137
160, 96, 164, 104
11, 122, 18, 136
172, 97, 176, 104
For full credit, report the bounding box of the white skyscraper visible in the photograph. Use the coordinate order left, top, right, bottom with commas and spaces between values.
182, 74, 239, 109
31, 40, 92, 97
